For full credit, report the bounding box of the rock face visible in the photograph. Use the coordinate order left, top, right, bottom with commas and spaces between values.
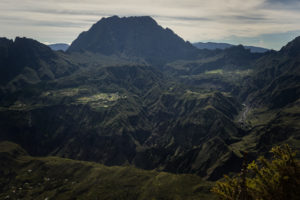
68, 16, 199, 64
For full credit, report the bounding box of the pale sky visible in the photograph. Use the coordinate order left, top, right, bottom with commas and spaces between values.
1, 0, 300, 50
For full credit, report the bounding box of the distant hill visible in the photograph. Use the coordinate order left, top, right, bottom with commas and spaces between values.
193, 42, 269, 53
68, 16, 199, 64
48, 43, 69, 51
193, 42, 232, 50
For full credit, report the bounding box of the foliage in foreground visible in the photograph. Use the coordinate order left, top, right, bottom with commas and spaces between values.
211, 144, 300, 200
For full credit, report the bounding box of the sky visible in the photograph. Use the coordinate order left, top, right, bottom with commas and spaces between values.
1, 0, 300, 50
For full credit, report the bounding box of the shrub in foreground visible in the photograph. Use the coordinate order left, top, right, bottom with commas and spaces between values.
211, 144, 300, 200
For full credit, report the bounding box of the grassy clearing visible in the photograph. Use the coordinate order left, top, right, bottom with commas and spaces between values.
40, 88, 127, 109
76, 93, 127, 109
204, 69, 252, 76
204, 69, 223, 75
184, 90, 214, 99
184, 90, 231, 100
77, 93, 121, 103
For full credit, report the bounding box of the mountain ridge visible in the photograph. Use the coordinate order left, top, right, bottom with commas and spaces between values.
0, 141, 216, 200
193, 42, 270, 53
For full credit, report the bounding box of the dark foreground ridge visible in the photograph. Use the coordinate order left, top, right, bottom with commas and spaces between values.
0, 141, 216, 200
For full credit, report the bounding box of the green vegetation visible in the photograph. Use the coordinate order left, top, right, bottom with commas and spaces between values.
77, 93, 121, 103
0, 141, 216, 200
76, 92, 126, 109
204, 69, 223, 74
212, 144, 300, 200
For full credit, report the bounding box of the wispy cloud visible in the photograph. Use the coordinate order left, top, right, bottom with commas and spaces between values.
0, 0, 300, 49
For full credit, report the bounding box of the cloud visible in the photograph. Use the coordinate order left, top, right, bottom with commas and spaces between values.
0, 0, 300, 49
0, 15, 88, 27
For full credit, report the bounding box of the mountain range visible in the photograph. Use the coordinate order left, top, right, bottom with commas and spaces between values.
0, 15, 299, 199
192, 42, 270, 53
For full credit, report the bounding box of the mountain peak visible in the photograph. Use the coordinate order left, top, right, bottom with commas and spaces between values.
0, 37, 54, 60
11, 37, 55, 60
68, 16, 198, 64
0, 37, 56, 84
